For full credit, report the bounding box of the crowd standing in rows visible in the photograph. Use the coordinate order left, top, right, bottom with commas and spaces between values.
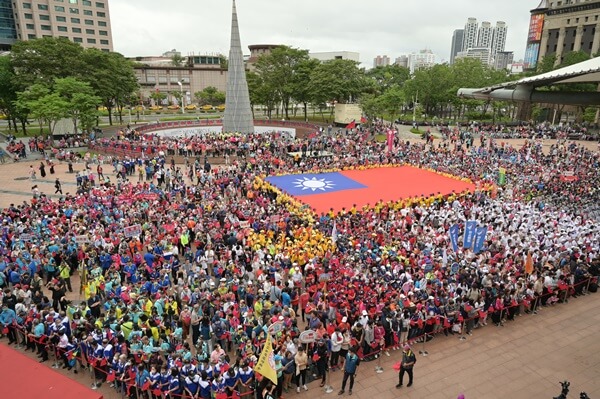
1, 125, 599, 399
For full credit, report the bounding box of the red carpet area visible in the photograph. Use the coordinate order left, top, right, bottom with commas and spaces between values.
297, 166, 476, 214
0, 343, 103, 399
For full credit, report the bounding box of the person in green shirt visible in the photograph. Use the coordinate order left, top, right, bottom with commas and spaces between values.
120, 315, 134, 340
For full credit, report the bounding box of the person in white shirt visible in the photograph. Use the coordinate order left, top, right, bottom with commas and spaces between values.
358, 310, 369, 327
329, 327, 344, 369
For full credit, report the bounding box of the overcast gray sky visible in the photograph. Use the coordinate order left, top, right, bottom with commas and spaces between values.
111, 0, 538, 66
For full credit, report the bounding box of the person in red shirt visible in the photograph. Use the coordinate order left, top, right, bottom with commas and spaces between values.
299, 291, 310, 322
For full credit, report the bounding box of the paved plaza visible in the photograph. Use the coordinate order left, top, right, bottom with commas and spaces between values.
0, 136, 598, 399
7, 281, 599, 399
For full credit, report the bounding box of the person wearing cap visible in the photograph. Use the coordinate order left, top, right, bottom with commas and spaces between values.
273, 354, 284, 398
396, 344, 416, 389
338, 346, 360, 396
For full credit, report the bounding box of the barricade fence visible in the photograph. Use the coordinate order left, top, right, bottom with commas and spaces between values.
3, 276, 596, 398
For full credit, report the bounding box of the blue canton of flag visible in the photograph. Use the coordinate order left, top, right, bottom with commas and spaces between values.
265, 172, 366, 197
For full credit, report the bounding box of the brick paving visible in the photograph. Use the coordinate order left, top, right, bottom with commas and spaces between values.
3, 289, 598, 399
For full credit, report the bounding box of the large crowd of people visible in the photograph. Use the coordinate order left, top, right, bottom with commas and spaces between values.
0, 125, 599, 399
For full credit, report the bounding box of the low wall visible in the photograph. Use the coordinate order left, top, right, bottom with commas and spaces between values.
136, 119, 320, 138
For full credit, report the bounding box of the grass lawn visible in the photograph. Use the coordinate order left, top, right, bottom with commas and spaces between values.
1, 123, 113, 138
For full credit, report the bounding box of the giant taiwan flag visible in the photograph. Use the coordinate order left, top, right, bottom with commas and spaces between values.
265, 166, 475, 215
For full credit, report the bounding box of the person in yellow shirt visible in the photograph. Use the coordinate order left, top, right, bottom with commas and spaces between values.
144, 298, 154, 316
254, 297, 263, 318
58, 261, 72, 292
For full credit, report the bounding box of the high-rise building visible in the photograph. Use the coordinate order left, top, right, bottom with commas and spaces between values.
462, 17, 479, 51
491, 21, 508, 55
477, 21, 493, 48
533, 0, 600, 68
0, 0, 17, 50
4, 0, 113, 51
454, 17, 509, 68
494, 50, 514, 70
408, 49, 436, 73
450, 29, 464, 64
456, 47, 493, 66
394, 55, 409, 68
373, 55, 390, 68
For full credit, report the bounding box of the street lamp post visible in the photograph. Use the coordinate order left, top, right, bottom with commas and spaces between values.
412, 90, 419, 128
177, 81, 185, 114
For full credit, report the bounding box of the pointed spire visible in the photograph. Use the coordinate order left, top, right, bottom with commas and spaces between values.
223, 0, 254, 134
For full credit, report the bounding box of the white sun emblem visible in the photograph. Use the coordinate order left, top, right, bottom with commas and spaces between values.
294, 177, 335, 192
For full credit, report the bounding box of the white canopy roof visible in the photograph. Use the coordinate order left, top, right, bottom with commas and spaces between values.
470, 56, 600, 94
517, 56, 600, 85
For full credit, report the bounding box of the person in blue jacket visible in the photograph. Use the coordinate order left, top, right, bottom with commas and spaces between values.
184, 368, 201, 398
167, 368, 183, 398
0, 303, 17, 344
338, 346, 361, 396
199, 371, 212, 399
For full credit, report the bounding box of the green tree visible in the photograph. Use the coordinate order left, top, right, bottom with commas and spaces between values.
404, 64, 454, 117
35, 93, 69, 135
150, 91, 167, 106
80, 49, 139, 125
537, 54, 557, 73
15, 84, 51, 134
366, 65, 410, 95
359, 93, 384, 121
253, 46, 311, 119
9, 37, 85, 89
16, 89, 68, 136
307, 59, 367, 117
291, 58, 319, 121
54, 77, 100, 134
560, 50, 590, 67
378, 86, 405, 121
170, 90, 183, 105
171, 54, 185, 67
194, 86, 226, 106
247, 70, 278, 118
218, 54, 228, 70
0, 56, 28, 133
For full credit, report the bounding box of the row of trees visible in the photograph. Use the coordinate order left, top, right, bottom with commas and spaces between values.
0, 39, 597, 135
146, 86, 226, 108
246, 46, 516, 122
0, 37, 138, 135
247, 45, 600, 124
247, 47, 366, 120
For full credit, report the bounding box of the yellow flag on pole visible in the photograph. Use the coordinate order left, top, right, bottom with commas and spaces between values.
254, 332, 277, 385
79, 261, 87, 296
